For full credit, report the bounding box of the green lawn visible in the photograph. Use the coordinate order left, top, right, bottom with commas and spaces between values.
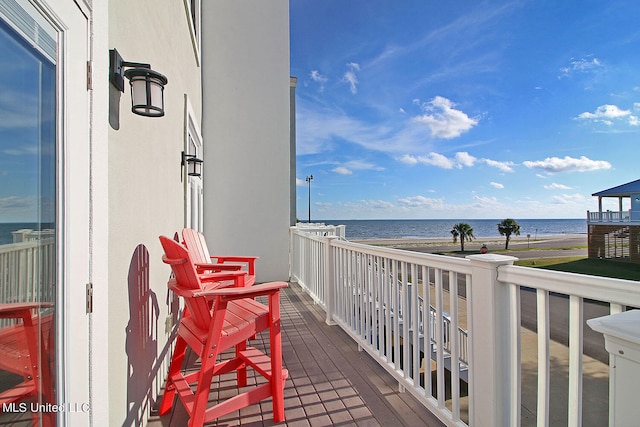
515, 257, 640, 282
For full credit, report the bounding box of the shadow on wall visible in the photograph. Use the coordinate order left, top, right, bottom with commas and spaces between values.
124, 244, 160, 427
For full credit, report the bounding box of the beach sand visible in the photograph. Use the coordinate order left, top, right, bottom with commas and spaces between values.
351, 233, 587, 253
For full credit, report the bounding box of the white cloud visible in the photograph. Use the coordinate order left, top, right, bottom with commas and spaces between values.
397, 154, 418, 165
343, 63, 360, 94
296, 178, 306, 186
490, 182, 504, 189
397, 195, 445, 209
332, 166, 353, 175
523, 155, 611, 173
551, 193, 586, 204
310, 70, 328, 83
398, 151, 513, 172
400, 152, 456, 169
309, 70, 328, 91
544, 183, 572, 190
0, 196, 33, 209
455, 151, 477, 167
361, 199, 394, 210
412, 96, 479, 139
575, 104, 638, 126
482, 158, 514, 172
558, 57, 604, 79
344, 160, 384, 171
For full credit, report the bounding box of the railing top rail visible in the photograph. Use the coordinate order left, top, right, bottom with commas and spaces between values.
0, 238, 55, 254
331, 237, 473, 274
498, 264, 640, 306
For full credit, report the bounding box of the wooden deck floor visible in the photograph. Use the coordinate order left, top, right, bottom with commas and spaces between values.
147, 283, 444, 427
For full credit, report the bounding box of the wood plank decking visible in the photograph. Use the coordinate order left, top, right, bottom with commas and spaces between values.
148, 283, 444, 426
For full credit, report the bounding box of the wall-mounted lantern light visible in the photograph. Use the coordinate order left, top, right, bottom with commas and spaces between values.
109, 49, 168, 117
182, 151, 203, 177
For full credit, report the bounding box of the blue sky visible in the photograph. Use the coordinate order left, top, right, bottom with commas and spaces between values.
291, 0, 640, 220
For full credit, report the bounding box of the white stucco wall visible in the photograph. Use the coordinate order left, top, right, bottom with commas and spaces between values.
106, 0, 201, 424
201, 0, 291, 282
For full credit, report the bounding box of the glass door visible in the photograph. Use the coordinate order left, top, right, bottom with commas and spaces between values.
0, 0, 57, 423
1, 0, 91, 424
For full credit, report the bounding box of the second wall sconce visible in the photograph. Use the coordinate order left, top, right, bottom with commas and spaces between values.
182, 151, 203, 178
109, 48, 168, 117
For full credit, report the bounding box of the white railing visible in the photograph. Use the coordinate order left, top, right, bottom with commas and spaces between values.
0, 238, 55, 304
289, 226, 640, 427
293, 222, 346, 238
291, 227, 471, 426
587, 210, 637, 223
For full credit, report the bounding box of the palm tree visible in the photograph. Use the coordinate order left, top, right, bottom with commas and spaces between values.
450, 222, 475, 251
497, 218, 521, 250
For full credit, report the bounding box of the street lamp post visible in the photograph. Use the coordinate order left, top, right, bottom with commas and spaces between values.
305, 175, 313, 223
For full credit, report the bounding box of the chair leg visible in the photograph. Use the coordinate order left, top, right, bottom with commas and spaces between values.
235, 341, 248, 388
269, 291, 286, 422
158, 336, 187, 415
189, 301, 227, 427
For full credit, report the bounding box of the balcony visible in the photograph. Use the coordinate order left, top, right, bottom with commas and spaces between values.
147, 225, 639, 426
2, 226, 639, 426
587, 210, 640, 223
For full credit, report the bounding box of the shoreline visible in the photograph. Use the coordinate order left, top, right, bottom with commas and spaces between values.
351, 233, 587, 248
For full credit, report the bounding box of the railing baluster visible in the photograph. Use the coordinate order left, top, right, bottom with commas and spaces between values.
392, 259, 401, 371
434, 267, 445, 408
423, 266, 432, 398
568, 295, 583, 427
509, 283, 522, 427
401, 261, 409, 382
449, 271, 460, 421
411, 263, 419, 386
536, 289, 550, 427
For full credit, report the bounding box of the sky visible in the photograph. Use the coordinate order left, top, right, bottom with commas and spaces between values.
0, 18, 56, 223
290, 0, 640, 220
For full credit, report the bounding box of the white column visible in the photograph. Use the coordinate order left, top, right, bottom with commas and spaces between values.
466, 254, 519, 427
588, 310, 640, 427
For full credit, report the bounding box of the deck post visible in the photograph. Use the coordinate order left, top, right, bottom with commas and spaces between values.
588, 310, 640, 427
323, 236, 339, 325
466, 254, 518, 427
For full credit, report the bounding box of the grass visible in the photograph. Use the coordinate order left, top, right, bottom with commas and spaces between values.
515, 256, 640, 282
494, 245, 587, 253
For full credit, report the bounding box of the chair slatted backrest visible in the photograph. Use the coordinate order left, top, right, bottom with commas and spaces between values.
182, 228, 211, 265
159, 236, 212, 330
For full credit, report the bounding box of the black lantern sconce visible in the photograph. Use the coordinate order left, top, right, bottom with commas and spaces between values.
109, 49, 168, 117
181, 151, 203, 178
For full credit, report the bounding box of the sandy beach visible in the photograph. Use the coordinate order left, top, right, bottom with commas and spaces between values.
351, 233, 588, 257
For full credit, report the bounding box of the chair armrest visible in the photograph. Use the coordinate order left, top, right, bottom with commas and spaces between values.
199, 271, 247, 287
162, 255, 187, 266
195, 262, 243, 272
211, 256, 259, 262
211, 256, 259, 276
194, 281, 287, 299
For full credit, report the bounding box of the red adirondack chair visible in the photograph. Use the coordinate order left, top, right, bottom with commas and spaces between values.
182, 228, 258, 286
0, 303, 54, 427
158, 236, 288, 426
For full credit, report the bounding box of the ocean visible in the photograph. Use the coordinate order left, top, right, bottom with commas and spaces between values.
317, 219, 587, 241
1, 219, 587, 245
